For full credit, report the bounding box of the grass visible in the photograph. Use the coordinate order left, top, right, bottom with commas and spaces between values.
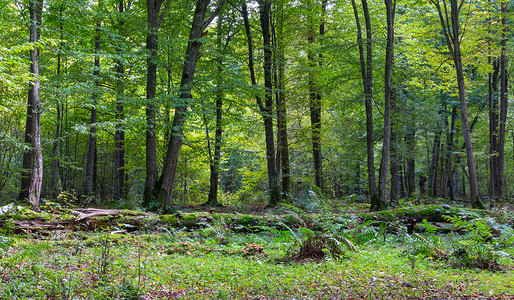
0, 227, 513, 299
0, 202, 513, 299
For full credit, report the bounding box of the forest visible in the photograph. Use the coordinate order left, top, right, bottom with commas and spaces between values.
0, 0, 511, 211
0, 0, 513, 299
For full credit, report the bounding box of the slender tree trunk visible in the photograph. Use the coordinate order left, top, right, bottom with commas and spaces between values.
19, 0, 44, 207
498, 1, 508, 200
351, 0, 378, 205
428, 103, 443, 197
375, 0, 396, 210
114, 0, 127, 200
242, 1, 280, 206
83, 12, 101, 199
452, 23, 483, 208
275, 1, 291, 200
144, 0, 169, 206
308, 0, 326, 191
431, 0, 484, 208
156, 0, 225, 211
443, 107, 457, 198
51, 11, 65, 199
206, 14, 225, 206
488, 60, 500, 199
259, 0, 281, 206
389, 87, 398, 204
405, 106, 415, 198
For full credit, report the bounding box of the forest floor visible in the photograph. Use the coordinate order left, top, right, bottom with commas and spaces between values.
0, 199, 513, 299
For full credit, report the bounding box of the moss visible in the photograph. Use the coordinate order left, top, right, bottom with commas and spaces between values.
92, 215, 115, 222
60, 214, 75, 221
358, 205, 487, 222
84, 233, 129, 247
120, 209, 147, 216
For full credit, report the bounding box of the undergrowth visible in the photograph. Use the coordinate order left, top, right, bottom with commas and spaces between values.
0, 204, 512, 299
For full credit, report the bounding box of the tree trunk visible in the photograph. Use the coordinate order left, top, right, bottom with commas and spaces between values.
308, 0, 327, 192
497, 1, 508, 200
156, 0, 224, 211
275, 1, 291, 200
51, 10, 65, 199
351, 0, 378, 206
405, 106, 415, 198
389, 87, 398, 204
443, 107, 457, 198
143, 0, 169, 207
431, 0, 484, 208
206, 14, 225, 207
375, 0, 395, 210
83, 12, 101, 199
241, 1, 280, 206
488, 60, 500, 200
259, 0, 281, 206
114, 0, 126, 200
19, 0, 44, 207
428, 103, 443, 197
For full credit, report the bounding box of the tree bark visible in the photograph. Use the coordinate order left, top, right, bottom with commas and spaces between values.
389, 87, 398, 204
308, 0, 327, 192
51, 9, 65, 199
19, 0, 44, 207
206, 14, 225, 207
431, 0, 484, 208
144, 0, 170, 207
488, 60, 500, 199
375, 0, 396, 211
442, 106, 457, 198
428, 103, 443, 197
242, 1, 280, 206
156, 0, 225, 211
114, 0, 127, 200
83, 10, 101, 199
275, 1, 291, 200
405, 106, 415, 198
259, 0, 281, 206
351, 0, 378, 206
497, 1, 508, 200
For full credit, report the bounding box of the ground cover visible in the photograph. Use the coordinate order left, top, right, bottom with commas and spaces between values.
0, 202, 513, 299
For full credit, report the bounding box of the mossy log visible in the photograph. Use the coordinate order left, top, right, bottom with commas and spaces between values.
358, 205, 487, 223
0, 204, 488, 236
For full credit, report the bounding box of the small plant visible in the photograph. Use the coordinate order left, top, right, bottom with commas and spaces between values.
289, 233, 356, 261
442, 215, 510, 271
0, 236, 12, 257
96, 233, 113, 278
345, 220, 378, 245
242, 243, 264, 256
57, 190, 76, 206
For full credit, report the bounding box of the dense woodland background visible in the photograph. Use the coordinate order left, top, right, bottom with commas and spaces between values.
0, 0, 512, 211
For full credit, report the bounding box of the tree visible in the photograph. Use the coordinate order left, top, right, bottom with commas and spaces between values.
113, 0, 132, 200
241, 0, 281, 206
205, 13, 229, 206
307, 0, 327, 191
374, 0, 396, 210
273, 0, 291, 200
430, 0, 485, 208
19, 0, 44, 207
83, 1, 102, 200
351, 0, 378, 207
497, 1, 508, 200
144, 0, 171, 207
156, 0, 225, 211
